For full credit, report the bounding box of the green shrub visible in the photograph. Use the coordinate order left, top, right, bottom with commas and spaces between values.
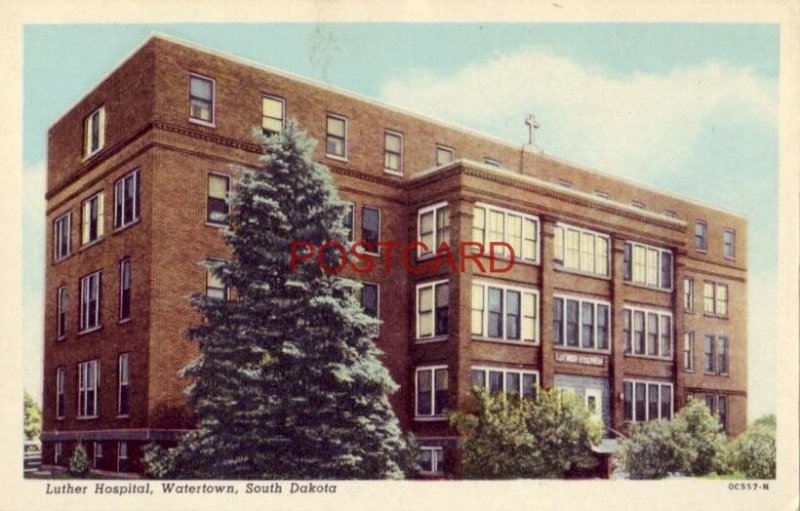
672, 399, 727, 476
731, 421, 776, 479
450, 388, 602, 479
619, 420, 689, 479
68, 443, 91, 478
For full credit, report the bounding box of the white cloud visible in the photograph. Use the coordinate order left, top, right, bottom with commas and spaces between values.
378, 46, 777, 180
22, 161, 45, 403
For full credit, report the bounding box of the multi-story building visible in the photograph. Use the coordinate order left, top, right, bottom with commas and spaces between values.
41, 33, 747, 477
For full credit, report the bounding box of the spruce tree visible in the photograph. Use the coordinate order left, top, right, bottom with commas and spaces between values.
161, 122, 412, 479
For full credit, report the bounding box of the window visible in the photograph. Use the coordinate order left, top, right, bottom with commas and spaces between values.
94, 442, 103, 469
623, 241, 672, 289
118, 353, 130, 417
54, 443, 62, 465
665, 210, 677, 219
53, 212, 71, 261
342, 202, 354, 242
553, 296, 610, 351
360, 283, 379, 318
557, 179, 573, 188
207, 174, 230, 224
419, 447, 444, 474
384, 131, 403, 174
79, 271, 102, 332
77, 360, 99, 418
684, 332, 695, 371
623, 306, 672, 359
81, 192, 104, 245
57, 286, 68, 340
206, 260, 226, 300
117, 442, 128, 473
473, 204, 539, 263
717, 337, 729, 375
418, 203, 450, 258
554, 224, 609, 277
473, 282, 538, 343
631, 200, 645, 210
56, 367, 66, 419
361, 207, 380, 254
695, 220, 707, 251
417, 280, 449, 340
261, 95, 285, 134
705, 394, 716, 413
435, 145, 454, 166
595, 191, 610, 200
113, 169, 140, 229
623, 379, 673, 422
326, 115, 347, 158
83, 106, 105, 157
471, 367, 539, 398
718, 395, 729, 432
723, 229, 735, 259
483, 157, 501, 168
704, 335, 715, 373
683, 277, 694, 312
119, 258, 131, 321
703, 281, 729, 317
189, 75, 214, 124
415, 366, 448, 418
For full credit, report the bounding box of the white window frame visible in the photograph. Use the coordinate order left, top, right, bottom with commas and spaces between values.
93, 442, 103, 469
118, 353, 130, 417
435, 144, 454, 166
384, 130, 403, 175
474, 202, 540, 264
53, 212, 72, 261
417, 202, 450, 259
342, 201, 355, 242
552, 293, 611, 352
419, 446, 445, 474
261, 94, 285, 135
622, 305, 673, 360
623, 379, 674, 423
81, 192, 105, 246
56, 367, 66, 419
717, 336, 730, 375
117, 441, 128, 473
205, 259, 227, 300
77, 359, 99, 419
206, 172, 231, 225
723, 228, 736, 260
415, 279, 449, 342
414, 365, 449, 420
684, 332, 695, 372
472, 280, 539, 344
79, 271, 102, 333
624, 240, 673, 290
470, 366, 539, 398
360, 206, 381, 255
113, 169, 140, 230
553, 223, 609, 277
119, 258, 131, 321
683, 277, 694, 312
703, 281, 729, 318
325, 114, 348, 160
83, 106, 106, 158
57, 285, 68, 340
189, 74, 215, 127
695, 220, 708, 252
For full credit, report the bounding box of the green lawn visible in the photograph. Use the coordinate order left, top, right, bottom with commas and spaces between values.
700, 471, 747, 480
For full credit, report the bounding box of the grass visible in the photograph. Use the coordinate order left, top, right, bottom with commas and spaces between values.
700, 471, 747, 480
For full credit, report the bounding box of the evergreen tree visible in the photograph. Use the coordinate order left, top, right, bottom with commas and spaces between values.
158, 122, 412, 479
68, 444, 91, 478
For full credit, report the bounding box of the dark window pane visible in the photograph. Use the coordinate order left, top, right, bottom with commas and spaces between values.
487, 288, 503, 338
471, 370, 485, 389
623, 244, 632, 281
623, 382, 633, 421
506, 290, 520, 340
660, 385, 672, 420
488, 371, 503, 394
635, 383, 646, 422
362, 207, 380, 252
661, 251, 672, 289
581, 302, 594, 348
522, 374, 536, 398
566, 300, 579, 347
553, 298, 564, 345
648, 384, 659, 420
597, 305, 609, 349
361, 284, 378, 318
506, 372, 520, 397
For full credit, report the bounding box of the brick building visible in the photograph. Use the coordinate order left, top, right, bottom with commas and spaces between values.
41, 34, 747, 477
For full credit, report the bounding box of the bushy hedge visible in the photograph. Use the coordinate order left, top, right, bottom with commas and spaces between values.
728, 419, 776, 479
68, 443, 91, 478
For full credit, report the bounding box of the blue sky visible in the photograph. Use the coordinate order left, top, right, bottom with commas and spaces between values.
23, 24, 779, 419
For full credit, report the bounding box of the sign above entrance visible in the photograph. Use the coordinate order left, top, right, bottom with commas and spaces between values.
555, 352, 604, 366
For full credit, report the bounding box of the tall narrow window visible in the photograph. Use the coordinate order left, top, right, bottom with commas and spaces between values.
553, 298, 564, 346
342, 202, 354, 242
80, 271, 102, 332
118, 442, 128, 473
623, 382, 633, 421
417, 281, 449, 339
416, 367, 448, 417
659, 315, 672, 358
581, 302, 594, 349
646, 312, 658, 356
660, 386, 673, 420
362, 207, 380, 254
118, 353, 130, 417
695, 220, 707, 251
119, 258, 131, 321
718, 395, 728, 432
623, 309, 631, 353
81, 192, 104, 245
114, 169, 140, 229
418, 203, 450, 257
718, 337, 729, 374
206, 260, 226, 300
684, 332, 695, 371
57, 286, 68, 340
566, 299, 579, 347
723, 229, 735, 259
703, 282, 715, 314
56, 367, 66, 419
472, 206, 485, 246
471, 285, 484, 336
704, 335, 716, 373
207, 174, 230, 224
83, 106, 105, 157
361, 283, 379, 318
705, 394, 716, 413
487, 287, 503, 338
684, 277, 694, 312
189, 75, 214, 124
93, 442, 103, 469
54, 212, 71, 261
716, 284, 728, 317
633, 311, 645, 355
505, 291, 521, 341
54, 443, 62, 465
326, 115, 347, 158
384, 131, 403, 174
597, 304, 609, 350
77, 360, 99, 418
261, 95, 285, 134
419, 447, 444, 474
435, 145, 454, 166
